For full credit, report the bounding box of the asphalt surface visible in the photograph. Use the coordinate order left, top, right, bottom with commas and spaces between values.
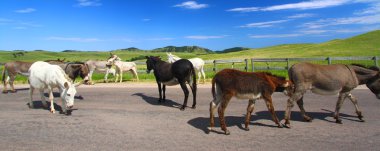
0, 83, 380, 151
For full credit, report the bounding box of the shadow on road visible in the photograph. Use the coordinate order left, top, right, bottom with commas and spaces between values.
188, 109, 362, 134
132, 93, 183, 109
27, 101, 77, 115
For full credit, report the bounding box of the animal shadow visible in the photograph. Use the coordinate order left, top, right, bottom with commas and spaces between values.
27, 101, 77, 115
188, 109, 362, 134
132, 93, 183, 109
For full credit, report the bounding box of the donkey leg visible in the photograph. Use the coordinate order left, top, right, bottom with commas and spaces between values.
263, 95, 282, 128
157, 82, 163, 102
9, 76, 16, 93
2, 76, 9, 93
218, 94, 232, 135
119, 71, 123, 83
162, 84, 166, 102
40, 89, 48, 108
244, 99, 256, 131
347, 93, 364, 122
201, 67, 206, 84
179, 82, 189, 111
28, 87, 35, 108
296, 97, 312, 122
283, 91, 304, 128
334, 93, 347, 124
188, 81, 197, 109
48, 90, 55, 114
209, 100, 218, 133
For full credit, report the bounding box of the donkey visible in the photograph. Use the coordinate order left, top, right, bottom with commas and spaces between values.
283, 62, 380, 128
209, 69, 291, 135
145, 56, 197, 110
167, 53, 206, 84
28, 61, 77, 115
107, 54, 139, 83
58, 62, 90, 84
2, 61, 33, 93
85, 60, 113, 84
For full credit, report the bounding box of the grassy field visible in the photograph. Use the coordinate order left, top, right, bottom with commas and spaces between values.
1, 30, 379, 83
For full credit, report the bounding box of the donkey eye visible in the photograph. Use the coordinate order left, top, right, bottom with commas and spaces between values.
67, 94, 71, 96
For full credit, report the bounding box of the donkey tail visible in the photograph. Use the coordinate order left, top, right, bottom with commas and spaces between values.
2, 65, 6, 84
211, 76, 216, 100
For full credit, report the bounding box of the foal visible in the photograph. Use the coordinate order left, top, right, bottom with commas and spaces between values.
209, 69, 291, 135
145, 56, 197, 110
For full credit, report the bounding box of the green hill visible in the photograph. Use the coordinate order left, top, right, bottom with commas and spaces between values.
200, 30, 380, 60
0, 30, 379, 63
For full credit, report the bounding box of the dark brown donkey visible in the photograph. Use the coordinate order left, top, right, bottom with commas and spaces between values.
209, 69, 291, 135
2, 61, 32, 93
283, 62, 380, 128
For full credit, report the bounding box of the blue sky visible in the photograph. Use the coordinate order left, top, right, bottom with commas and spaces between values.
1, 0, 380, 51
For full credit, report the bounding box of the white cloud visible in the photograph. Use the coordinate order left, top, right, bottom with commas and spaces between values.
240, 20, 289, 28
142, 18, 151, 22
354, 1, 380, 15
226, 7, 259, 12
174, 1, 208, 9
302, 14, 380, 29
76, 0, 102, 7
288, 13, 316, 19
185, 35, 227, 39
249, 34, 302, 38
47, 37, 102, 42
14, 8, 36, 13
228, 0, 349, 12
263, 0, 349, 11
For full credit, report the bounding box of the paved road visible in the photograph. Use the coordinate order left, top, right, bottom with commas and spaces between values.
0, 83, 380, 150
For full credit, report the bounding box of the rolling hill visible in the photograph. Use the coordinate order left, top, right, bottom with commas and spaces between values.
0, 30, 379, 63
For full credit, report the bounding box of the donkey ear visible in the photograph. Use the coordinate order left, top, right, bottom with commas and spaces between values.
64, 82, 69, 89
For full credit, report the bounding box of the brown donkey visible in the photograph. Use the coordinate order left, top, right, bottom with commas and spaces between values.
209, 69, 291, 135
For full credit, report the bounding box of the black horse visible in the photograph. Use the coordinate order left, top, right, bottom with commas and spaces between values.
145, 56, 197, 110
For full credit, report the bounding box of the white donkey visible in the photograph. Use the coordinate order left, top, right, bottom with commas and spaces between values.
107, 54, 139, 83
28, 61, 77, 115
167, 53, 206, 83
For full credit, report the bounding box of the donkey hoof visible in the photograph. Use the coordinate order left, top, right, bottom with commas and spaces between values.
244, 127, 250, 131
277, 124, 283, 128
335, 119, 342, 124
28, 103, 34, 109
10, 90, 17, 93
2, 90, 8, 94
283, 123, 291, 129
180, 106, 186, 111
304, 116, 313, 122
224, 130, 230, 135
191, 105, 196, 109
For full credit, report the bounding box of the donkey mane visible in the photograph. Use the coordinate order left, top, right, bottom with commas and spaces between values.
351, 64, 379, 71
259, 72, 286, 81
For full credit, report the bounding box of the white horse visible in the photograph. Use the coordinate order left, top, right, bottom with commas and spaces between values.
85, 60, 112, 84
107, 54, 139, 83
167, 53, 206, 83
28, 61, 77, 114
